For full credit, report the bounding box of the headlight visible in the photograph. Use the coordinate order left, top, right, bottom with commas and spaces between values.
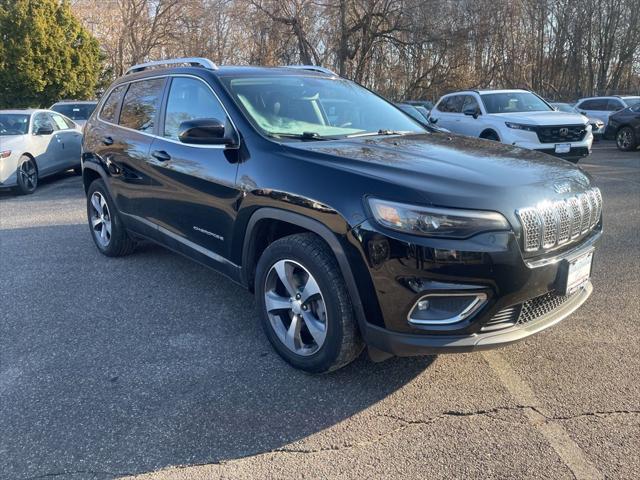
368, 198, 510, 238
505, 122, 537, 131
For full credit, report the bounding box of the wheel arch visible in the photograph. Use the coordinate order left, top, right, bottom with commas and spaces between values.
241, 208, 369, 334
480, 128, 500, 140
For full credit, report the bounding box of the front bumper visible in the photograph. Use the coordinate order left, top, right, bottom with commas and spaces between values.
349, 220, 601, 356
506, 130, 593, 160
362, 282, 591, 356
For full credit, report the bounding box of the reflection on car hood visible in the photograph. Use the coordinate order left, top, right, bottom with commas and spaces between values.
287, 132, 593, 215
492, 111, 588, 125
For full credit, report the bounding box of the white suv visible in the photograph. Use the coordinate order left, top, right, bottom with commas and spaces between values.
429, 89, 593, 162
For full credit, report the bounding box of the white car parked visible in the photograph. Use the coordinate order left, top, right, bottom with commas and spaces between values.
429, 89, 593, 162
0, 109, 82, 194
575, 96, 640, 125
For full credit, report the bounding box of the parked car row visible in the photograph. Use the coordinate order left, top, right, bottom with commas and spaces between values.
0, 101, 97, 194
402, 92, 639, 156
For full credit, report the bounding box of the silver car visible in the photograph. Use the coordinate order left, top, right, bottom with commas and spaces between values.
0, 109, 82, 194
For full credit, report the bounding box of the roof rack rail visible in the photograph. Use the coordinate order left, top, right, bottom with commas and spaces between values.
285, 65, 339, 77
125, 57, 218, 75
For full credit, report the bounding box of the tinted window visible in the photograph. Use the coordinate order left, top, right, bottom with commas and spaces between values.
579, 99, 607, 111
606, 99, 624, 111
462, 95, 480, 112
100, 85, 126, 123
163, 77, 227, 140
32, 113, 55, 132
51, 103, 97, 120
438, 95, 464, 113
119, 78, 165, 132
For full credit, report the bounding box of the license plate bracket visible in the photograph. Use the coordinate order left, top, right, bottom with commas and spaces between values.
556, 250, 594, 295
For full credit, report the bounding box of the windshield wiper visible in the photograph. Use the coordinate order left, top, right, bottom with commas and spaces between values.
347, 129, 413, 138
268, 131, 336, 141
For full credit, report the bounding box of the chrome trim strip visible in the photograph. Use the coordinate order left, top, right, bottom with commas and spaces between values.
96, 74, 240, 150
407, 292, 488, 326
121, 212, 239, 269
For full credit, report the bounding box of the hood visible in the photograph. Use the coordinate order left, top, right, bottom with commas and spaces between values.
286, 133, 593, 219
0, 134, 27, 150
492, 111, 588, 125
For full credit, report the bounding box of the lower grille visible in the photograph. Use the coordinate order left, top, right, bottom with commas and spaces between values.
535, 124, 587, 143
482, 290, 579, 332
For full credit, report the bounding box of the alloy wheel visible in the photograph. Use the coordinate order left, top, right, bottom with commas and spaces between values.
89, 192, 112, 247
264, 259, 328, 356
617, 129, 632, 150
18, 159, 37, 192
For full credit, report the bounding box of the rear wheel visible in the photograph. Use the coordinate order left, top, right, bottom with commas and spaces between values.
616, 127, 637, 151
255, 233, 363, 373
86, 179, 136, 257
15, 156, 38, 195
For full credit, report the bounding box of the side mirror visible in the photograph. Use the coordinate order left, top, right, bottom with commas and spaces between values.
35, 125, 54, 135
178, 118, 234, 145
463, 107, 480, 119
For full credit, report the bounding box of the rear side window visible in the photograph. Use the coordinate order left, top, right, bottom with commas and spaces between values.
119, 78, 165, 133
578, 99, 607, 111
163, 77, 227, 140
100, 85, 126, 123
437, 96, 462, 113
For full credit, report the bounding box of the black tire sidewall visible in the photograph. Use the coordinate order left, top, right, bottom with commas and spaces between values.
86, 179, 130, 256
255, 239, 347, 373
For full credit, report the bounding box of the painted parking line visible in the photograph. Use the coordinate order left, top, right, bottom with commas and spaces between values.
483, 351, 603, 480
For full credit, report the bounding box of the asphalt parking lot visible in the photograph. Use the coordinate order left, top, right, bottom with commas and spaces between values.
1, 142, 638, 480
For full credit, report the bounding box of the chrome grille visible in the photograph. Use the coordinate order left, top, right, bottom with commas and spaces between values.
517, 187, 602, 253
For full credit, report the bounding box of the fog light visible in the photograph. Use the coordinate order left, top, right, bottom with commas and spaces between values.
417, 300, 430, 311
408, 293, 487, 326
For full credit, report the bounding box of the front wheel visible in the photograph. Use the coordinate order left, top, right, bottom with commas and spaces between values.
15, 156, 38, 195
616, 127, 637, 151
255, 233, 364, 373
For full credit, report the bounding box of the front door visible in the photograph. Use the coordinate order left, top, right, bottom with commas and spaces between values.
148, 75, 242, 265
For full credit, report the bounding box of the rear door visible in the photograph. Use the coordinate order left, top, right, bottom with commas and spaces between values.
106, 77, 167, 226
432, 95, 464, 132
49, 112, 82, 170
147, 75, 242, 264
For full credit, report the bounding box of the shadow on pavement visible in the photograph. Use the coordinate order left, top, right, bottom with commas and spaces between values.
0, 223, 434, 479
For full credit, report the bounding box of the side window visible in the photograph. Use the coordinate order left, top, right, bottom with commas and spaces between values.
462, 95, 480, 112
100, 85, 126, 123
435, 97, 450, 112
163, 77, 227, 140
32, 113, 55, 133
606, 99, 623, 111
578, 100, 599, 110
119, 78, 165, 133
446, 95, 464, 113
50, 113, 69, 130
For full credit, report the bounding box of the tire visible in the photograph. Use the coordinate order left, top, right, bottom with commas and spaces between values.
480, 130, 500, 142
15, 155, 38, 195
74, 165, 82, 175
255, 233, 364, 373
616, 127, 637, 151
86, 179, 136, 257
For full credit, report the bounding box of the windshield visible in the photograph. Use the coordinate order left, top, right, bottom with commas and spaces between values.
552, 103, 577, 113
481, 92, 552, 114
50, 103, 97, 120
623, 97, 640, 107
221, 75, 425, 139
0, 114, 29, 135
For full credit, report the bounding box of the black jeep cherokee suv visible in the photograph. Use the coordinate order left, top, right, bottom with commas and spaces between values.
82, 58, 602, 373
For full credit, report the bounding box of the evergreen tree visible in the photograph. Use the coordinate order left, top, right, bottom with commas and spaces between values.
0, 0, 101, 108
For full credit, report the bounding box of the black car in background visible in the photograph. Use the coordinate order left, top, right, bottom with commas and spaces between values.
81, 58, 602, 373
605, 104, 640, 151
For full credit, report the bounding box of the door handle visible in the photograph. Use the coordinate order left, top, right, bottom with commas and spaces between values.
102, 136, 114, 145
151, 150, 171, 162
